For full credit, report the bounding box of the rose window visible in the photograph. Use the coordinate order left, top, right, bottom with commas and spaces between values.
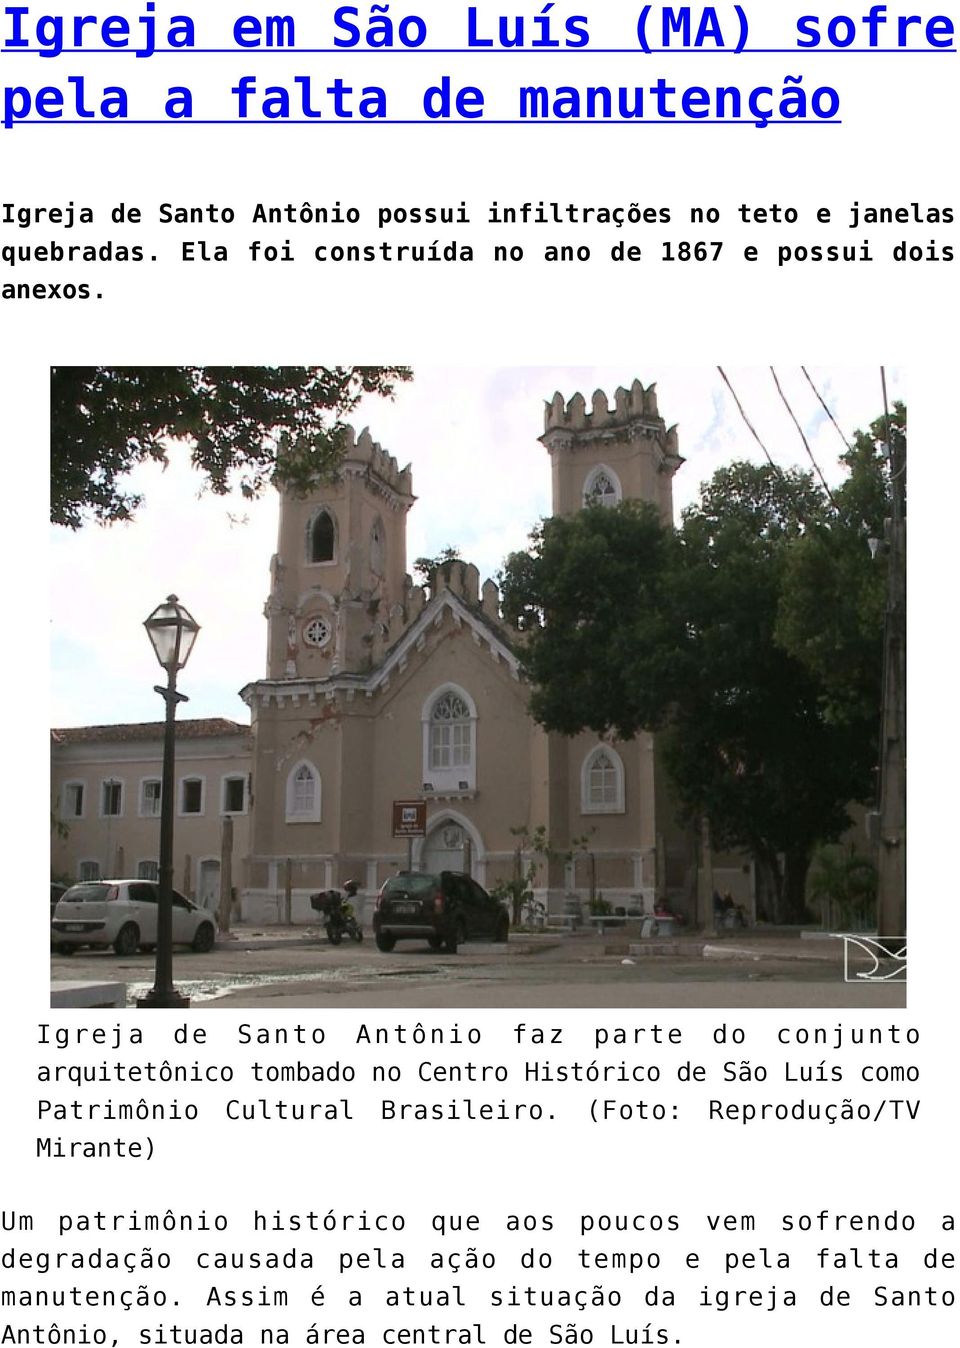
303, 616, 332, 648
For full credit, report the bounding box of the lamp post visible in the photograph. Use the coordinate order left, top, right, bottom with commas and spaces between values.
138, 595, 200, 1010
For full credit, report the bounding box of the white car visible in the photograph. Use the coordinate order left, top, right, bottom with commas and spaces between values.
51, 879, 216, 956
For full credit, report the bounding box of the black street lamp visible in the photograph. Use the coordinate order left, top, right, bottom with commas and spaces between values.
138, 595, 200, 1010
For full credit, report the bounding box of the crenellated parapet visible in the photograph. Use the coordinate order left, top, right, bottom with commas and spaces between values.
341, 425, 414, 506
419, 562, 524, 633
544, 378, 662, 432
422, 558, 480, 604
360, 562, 521, 668
541, 379, 684, 483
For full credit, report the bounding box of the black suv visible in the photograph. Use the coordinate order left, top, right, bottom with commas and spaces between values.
374, 871, 509, 954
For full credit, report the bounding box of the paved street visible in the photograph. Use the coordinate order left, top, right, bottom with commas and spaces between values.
50, 924, 907, 1009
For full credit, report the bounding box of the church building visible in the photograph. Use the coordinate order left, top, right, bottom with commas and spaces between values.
52, 380, 739, 923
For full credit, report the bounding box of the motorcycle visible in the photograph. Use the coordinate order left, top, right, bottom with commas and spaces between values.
309, 889, 363, 945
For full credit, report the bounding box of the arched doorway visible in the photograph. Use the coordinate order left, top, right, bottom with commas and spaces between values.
420, 815, 481, 878
198, 858, 220, 911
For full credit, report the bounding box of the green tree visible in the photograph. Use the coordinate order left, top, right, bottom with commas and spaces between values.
776, 403, 903, 724
51, 365, 412, 528
413, 546, 462, 590
488, 824, 568, 926
808, 844, 877, 929
501, 433, 894, 923
663, 462, 878, 921
501, 500, 685, 737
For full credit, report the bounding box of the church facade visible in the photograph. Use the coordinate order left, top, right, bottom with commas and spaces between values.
53, 380, 743, 923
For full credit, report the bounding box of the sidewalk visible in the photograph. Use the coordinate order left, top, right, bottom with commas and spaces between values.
218, 921, 853, 967
215, 922, 328, 949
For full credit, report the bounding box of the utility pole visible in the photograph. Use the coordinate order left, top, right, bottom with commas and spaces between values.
875, 380, 906, 946
696, 814, 716, 932
217, 814, 234, 935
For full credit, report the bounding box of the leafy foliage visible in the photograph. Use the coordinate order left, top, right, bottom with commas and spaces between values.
500, 415, 899, 923
501, 501, 684, 738
488, 823, 570, 925
776, 402, 903, 724
413, 546, 462, 589
808, 844, 878, 928
662, 463, 878, 918
51, 365, 412, 528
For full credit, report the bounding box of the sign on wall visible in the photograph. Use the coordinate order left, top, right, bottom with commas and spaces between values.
392, 799, 427, 838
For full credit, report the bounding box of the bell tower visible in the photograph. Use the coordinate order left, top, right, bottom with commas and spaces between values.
264, 427, 415, 678
540, 379, 683, 522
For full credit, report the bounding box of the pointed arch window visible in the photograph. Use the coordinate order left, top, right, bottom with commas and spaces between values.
421, 686, 477, 792
583, 465, 622, 508
307, 509, 336, 564
430, 692, 472, 770
581, 745, 625, 814
285, 760, 322, 823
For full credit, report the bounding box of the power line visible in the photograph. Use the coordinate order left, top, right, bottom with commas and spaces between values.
770, 367, 839, 510
716, 366, 783, 477
801, 366, 854, 454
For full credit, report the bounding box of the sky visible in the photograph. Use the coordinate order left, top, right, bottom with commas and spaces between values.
49, 365, 901, 728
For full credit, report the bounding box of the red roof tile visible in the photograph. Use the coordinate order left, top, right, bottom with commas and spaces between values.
52, 719, 251, 744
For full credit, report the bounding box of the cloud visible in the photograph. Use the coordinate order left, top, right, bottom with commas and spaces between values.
51, 366, 900, 726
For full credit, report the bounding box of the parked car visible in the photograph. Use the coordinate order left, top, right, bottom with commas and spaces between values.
373, 871, 509, 954
51, 880, 216, 956
50, 882, 68, 918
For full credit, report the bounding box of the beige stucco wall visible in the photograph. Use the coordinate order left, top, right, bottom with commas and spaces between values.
51, 731, 251, 903
559, 730, 658, 897
234, 384, 691, 922
375, 616, 532, 866
243, 597, 668, 920
542, 383, 682, 526
245, 603, 534, 903
265, 430, 415, 681
550, 436, 677, 524
49, 383, 712, 925
244, 698, 340, 895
